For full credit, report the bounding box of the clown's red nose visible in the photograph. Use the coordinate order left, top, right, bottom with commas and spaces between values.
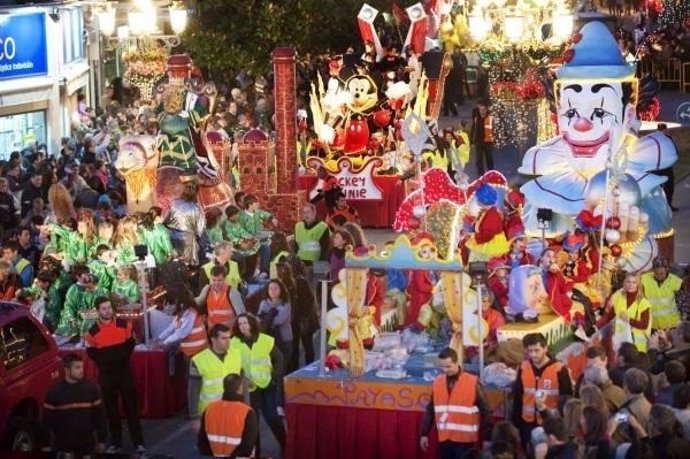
574, 117, 593, 132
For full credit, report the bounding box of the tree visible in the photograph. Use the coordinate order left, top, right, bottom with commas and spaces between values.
182, 0, 392, 76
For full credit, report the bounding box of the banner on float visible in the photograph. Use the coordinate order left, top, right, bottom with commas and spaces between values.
306, 156, 384, 201
0, 13, 48, 80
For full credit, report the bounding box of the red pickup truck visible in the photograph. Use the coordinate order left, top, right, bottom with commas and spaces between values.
0, 302, 62, 451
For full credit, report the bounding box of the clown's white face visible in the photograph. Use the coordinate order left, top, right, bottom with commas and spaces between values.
558, 81, 635, 173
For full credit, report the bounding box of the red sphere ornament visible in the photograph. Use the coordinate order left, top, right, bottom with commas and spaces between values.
563, 48, 575, 63
373, 108, 392, 128
610, 244, 622, 257
606, 216, 621, 230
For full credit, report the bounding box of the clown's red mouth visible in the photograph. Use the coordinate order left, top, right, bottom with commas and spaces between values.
563, 131, 610, 157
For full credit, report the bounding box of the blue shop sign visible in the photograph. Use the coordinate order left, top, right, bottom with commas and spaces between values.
0, 13, 48, 80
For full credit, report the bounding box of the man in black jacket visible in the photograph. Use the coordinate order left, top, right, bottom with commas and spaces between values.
85, 297, 145, 454
42, 353, 107, 455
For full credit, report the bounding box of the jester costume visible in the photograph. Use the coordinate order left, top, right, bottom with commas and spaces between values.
55, 283, 108, 337
139, 223, 173, 266
111, 278, 140, 304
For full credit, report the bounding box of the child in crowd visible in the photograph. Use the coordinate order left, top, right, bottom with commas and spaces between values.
205, 207, 224, 245
138, 207, 173, 266
97, 220, 115, 248
111, 264, 140, 304
88, 244, 116, 291
113, 216, 140, 263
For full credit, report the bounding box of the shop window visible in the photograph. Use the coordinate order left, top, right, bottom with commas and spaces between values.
0, 111, 47, 158
62, 8, 85, 64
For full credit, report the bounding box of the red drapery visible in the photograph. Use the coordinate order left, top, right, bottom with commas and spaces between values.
58, 349, 186, 418
297, 175, 406, 228
286, 403, 439, 459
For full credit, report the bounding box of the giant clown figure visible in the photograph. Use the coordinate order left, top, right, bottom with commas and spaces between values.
519, 21, 676, 271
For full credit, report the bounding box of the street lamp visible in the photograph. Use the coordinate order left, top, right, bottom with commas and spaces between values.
505, 11, 525, 42
468, 9, 490, 41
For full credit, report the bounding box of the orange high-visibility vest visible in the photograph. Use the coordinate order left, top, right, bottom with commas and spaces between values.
204, 400, 252, 458
207, 285, 236, 327
432, 372, 481, 443
483, 116, 493, 143
520, 360, 563, 424
180, 310, 208, 357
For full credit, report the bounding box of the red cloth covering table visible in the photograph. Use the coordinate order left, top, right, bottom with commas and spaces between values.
296, 175, 406, 228
57, 348, 186, 418
284, 366, 508, 459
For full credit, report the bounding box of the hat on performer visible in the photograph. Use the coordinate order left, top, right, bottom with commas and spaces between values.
556, 21, 635, 80
475, 184, 498, 206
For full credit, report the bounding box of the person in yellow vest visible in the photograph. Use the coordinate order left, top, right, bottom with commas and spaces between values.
642, 256, 683, 330
469, 102, 494, 175
198, 372, 258, 459
155, 300, 207, 418
191, 323, 242, 414
294, 203, 330, 264
199, 242, 243, 290
231, 313, 285, 457
420, 347, 492, 457
512, 333, 573, 447
608, 273, 653, 353
197, 265, 245, 329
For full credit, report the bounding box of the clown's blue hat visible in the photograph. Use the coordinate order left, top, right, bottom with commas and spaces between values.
475, 184, 498, 206
556, 21, 635, 80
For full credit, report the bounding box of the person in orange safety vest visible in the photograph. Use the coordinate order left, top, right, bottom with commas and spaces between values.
470, 102, 494, 175
420, 347, 492, 458
197, 265, 245, 329
198, 372, 258, 459
512, 332, 573, 448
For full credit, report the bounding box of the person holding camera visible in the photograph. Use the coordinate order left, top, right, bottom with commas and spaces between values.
512, 333, 573, 447
608, 404, 690, 458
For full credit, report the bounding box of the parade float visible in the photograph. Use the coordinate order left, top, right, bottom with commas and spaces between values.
285, 15, 677, 459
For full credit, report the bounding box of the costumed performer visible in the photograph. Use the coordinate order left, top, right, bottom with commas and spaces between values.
164, 177, 210, 267
138, 207, 174, 266
465, 184, 510, 262
404, 236, 437, 329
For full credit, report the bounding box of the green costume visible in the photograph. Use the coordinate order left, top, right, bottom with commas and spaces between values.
222, 219, 258, 255
239, 209, 272, 236
139, 223, 173, 266
207, 226, 224, 245
88, 259, 115, 291
156, 92, 207, 170
46, 271, 72, 330
55, 283, 108, 337
48, 225, 97, 263
111, 279, 140, 304
47, 224, 75, 260
115, 242, 137, 265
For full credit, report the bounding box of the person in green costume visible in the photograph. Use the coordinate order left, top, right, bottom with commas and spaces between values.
138, 207, 173, 266
113, 216, 140, 265
54, 264, 107, 339
88, 244, 116, 291
96, 220, 114, 249
206, 207, 225, 246
156, 54, 208, 171
239, 196, 276, 277
111, 264, 141, 304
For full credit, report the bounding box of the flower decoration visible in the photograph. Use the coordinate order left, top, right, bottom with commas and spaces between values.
123, 46, 168, 101
638, 96, 661, 121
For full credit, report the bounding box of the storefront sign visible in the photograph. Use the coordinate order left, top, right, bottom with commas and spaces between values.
0, 13, 48, 80
306, 156, 384, 201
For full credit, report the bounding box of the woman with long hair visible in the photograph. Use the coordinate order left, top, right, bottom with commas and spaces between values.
138, 207, 173, 266
113, 215, 141, 264
257, 279, 292, 365
580, 383, 611, 418
608, 272, 653, 352
580, 405, 610, 459
230, 313, 286, 456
